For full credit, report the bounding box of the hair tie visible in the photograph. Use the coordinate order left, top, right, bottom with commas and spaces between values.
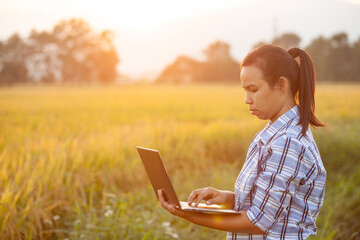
288, 47, 300, 58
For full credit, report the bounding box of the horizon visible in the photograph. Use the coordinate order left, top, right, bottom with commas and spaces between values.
1, 0, 360, 80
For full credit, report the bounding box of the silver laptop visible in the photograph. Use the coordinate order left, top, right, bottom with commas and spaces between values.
136, 146, 239, 214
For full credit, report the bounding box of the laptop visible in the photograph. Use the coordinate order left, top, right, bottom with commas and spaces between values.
136, 146, 239, 214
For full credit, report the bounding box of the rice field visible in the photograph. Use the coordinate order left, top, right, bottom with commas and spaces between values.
0, 83, 359, 239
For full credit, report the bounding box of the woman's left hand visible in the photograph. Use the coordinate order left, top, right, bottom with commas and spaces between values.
158, 189, 195, 219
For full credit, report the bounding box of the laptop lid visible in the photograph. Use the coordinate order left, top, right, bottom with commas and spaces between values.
136, 146, 181, 208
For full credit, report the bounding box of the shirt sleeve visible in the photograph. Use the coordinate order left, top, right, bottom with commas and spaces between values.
246, 136, 310, 233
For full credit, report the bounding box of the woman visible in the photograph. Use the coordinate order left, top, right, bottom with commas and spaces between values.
158, 44, 326, 239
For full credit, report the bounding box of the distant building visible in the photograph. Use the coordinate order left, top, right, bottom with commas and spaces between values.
156, 41, 241, 84
156, 56, 200, 84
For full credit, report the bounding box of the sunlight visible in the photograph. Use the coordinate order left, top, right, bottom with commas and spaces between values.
108, 1, 175, 30
103, 0, 251, 31
340, 0, 360, 4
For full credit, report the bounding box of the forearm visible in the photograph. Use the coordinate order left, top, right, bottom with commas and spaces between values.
185, 211, 265, 234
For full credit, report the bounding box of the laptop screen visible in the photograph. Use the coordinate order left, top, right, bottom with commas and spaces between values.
136, 146, 181, 208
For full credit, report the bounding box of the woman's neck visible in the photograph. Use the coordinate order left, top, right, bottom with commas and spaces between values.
270, 99, 296, 124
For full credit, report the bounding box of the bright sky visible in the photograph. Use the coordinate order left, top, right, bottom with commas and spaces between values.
1, 0, 360, 79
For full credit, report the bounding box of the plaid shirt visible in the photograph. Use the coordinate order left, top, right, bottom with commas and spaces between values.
227, 105, 326, 240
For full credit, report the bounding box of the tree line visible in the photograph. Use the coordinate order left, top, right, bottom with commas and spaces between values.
0, 18, 119, 85
156, 32, 360, 84
1, 18, 359, 85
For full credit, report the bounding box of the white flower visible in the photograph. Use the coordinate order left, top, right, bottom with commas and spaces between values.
104, 209, 114, 217
162, 221, 170, 227
170, 233, 179, 239
163, 222, 178, 239
53, 215, 60, 221
165, 228, 179, 239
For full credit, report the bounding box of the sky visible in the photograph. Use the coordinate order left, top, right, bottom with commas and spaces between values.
1, 0, 360, 79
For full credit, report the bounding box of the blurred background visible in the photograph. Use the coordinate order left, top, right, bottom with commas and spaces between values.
1, 0, 360, 84
0, 0, 359, 239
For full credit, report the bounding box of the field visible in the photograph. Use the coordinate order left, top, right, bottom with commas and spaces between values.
0, 84, 359, 239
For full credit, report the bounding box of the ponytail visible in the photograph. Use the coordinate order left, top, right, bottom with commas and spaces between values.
288, 47, 325, 136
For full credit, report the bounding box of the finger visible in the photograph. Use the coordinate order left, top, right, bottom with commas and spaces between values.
158, 189, 164, 202
158, 189, 171, 210
158, 189, 165, 205
187, 188, 204, 205
194, 191, 205, 206
194, 189, 213, 206
187, 193, 198, 206
194, 188, 218, 206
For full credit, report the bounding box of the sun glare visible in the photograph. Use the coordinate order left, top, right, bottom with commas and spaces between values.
98, 0, 250, 31
341, 0, 360, 4
107, 1, 175, 30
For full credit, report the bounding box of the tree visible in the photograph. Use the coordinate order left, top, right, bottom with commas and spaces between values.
0, 18, 120, 85
88, 31, 119, 83
353, 37, 360, 80
50, 18, 119, 83
326, 32, 355, 81
203, 41, 233, 62
24, 18, 119, 84
331, 32, 349, 48
201, 41, 240, 83
272, 33, 301, 49
0, 61, 28, 84
305, 36, 332, 81
0, 34, 29, 84
27, 29, 61, 82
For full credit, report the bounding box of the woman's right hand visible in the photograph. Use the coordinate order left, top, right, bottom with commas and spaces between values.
187, 187, 235, 209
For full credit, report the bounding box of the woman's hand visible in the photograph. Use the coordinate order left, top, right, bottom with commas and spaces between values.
158, 189, 195, 219
188, 187, 235, 209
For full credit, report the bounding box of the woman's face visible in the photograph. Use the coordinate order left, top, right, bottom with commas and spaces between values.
240, 66, 286, 123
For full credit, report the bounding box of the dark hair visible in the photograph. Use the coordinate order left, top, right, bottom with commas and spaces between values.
240, 44, 325, 136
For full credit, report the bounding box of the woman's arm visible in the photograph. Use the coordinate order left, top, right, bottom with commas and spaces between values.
158, 189, 265, 234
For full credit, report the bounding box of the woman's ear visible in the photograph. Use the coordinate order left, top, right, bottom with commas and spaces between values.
278, 77, 289, 94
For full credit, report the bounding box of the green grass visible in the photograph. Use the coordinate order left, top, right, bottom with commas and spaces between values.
0, 84, 359, 239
